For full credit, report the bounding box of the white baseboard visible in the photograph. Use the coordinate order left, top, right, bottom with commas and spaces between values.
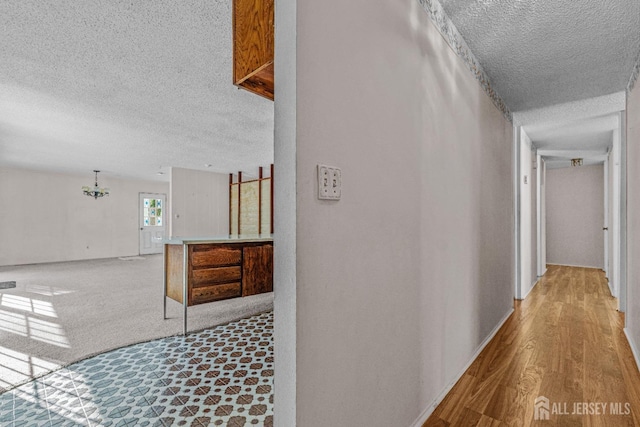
521, 277, 541, 300
409, 307, 515, 427
624, 328, 640, 372
546, 262, 603, 270
607, 278, 615, 297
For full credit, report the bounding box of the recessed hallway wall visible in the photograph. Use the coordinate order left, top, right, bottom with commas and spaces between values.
546, 164, 604, 268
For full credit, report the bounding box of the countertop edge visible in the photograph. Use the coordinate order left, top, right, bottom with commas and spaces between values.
163, 236, 273, 245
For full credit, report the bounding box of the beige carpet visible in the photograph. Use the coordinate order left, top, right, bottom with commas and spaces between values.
0, 254, 273, 392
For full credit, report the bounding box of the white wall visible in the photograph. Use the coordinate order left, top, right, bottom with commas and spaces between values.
275, 0, 515, 425
546, 164, 604, 268
169, 167, 229, 237
626, 84, 640, 366
0, 167, 169, 266
520, 129, 538, 298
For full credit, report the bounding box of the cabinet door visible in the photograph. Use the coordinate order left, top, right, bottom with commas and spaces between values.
232, 0, 274, 100
242, 244, 273, 296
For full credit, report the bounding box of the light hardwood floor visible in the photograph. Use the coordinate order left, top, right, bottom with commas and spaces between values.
423, 265, 640, 426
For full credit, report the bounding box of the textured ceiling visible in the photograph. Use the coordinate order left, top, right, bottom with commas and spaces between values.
438, 0, 640, 112
2, 1, 639, 181
515, 92, 624, 169
530, 114, 615, 170
0, 0, 273, 182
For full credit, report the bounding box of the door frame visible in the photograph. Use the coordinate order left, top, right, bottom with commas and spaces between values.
604, 151, 610, 281
514, 125, 522, 300
536, 154, 546, 277
619, 111, 628, 313
139, 192, 167, 255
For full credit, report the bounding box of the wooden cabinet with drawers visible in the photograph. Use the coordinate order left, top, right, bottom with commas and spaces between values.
164, 238, 273, 333
188, 244, 243, 304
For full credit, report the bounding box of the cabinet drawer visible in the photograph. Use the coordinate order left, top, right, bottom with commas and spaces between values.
191, 246, 241, 268
191, 282, 241, 304
192, 266, 241, 287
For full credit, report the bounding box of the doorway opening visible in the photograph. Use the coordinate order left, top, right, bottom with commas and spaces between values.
513, 94, 627, 314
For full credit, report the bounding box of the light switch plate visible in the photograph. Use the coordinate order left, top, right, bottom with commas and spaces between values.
318, 164, 341, 200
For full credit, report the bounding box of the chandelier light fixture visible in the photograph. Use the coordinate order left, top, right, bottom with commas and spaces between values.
82, 170, 110, 199
571, 158, 583, 167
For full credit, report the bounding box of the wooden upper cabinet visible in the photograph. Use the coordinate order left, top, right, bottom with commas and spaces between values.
232, 0, 274, 101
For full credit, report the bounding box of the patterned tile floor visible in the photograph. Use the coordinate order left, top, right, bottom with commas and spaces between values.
0, 312, 273, 426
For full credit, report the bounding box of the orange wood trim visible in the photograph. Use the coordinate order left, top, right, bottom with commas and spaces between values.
229, 173, 233, 236
236, 72, 274, 100
270, 163, 274, 234
258, 167, 263, 235
232, 0, 237, 86
238, 172, 242, 235
234, 60, 274, 86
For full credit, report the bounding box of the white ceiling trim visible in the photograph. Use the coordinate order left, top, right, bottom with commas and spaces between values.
417, 0, 511, 122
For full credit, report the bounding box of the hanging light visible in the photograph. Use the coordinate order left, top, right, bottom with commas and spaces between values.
571, 158, 583, 167
82, 170, 110, 199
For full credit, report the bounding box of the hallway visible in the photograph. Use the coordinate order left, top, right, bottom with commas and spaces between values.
424, 265, 640, 426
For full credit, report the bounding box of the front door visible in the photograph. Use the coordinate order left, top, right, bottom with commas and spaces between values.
139, 193, 166, 255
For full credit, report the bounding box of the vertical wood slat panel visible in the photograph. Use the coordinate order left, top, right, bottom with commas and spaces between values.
229, 174, 233, 236
238, 172, 242, 236
240, 181, 260, 236
261, 179, 271, 235
270, 163, 274, 234
258, 167, 263, 235
229, 166, 274, 236
230, 184, 239, 237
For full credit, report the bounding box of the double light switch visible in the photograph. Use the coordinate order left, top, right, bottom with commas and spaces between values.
317, 164, 341, 200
